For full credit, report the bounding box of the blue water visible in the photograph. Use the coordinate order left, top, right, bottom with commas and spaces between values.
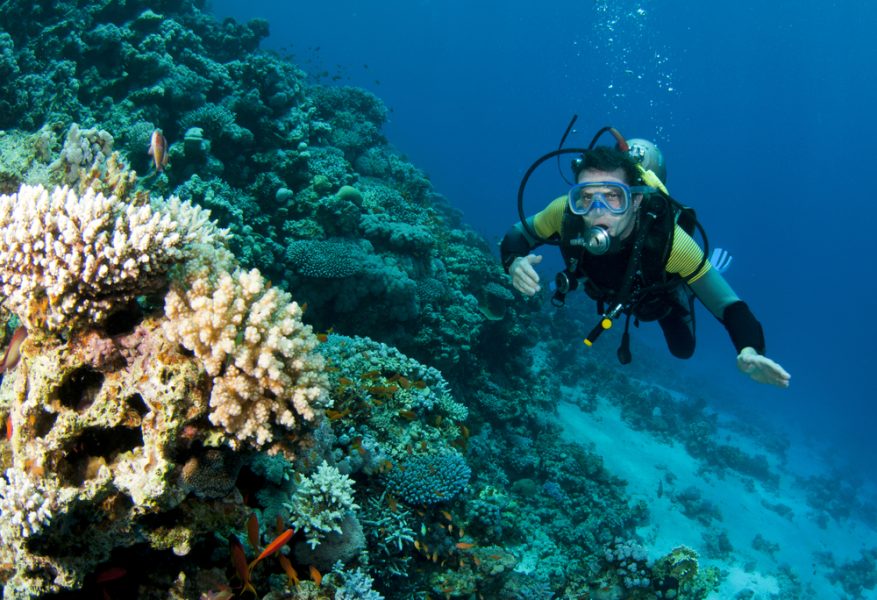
210, 0, 876, 481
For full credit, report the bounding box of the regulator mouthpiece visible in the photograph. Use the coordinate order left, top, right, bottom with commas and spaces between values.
585, 225, 612, 255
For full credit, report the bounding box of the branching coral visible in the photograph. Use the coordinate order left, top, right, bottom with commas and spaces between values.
163, 266, 329, 447
0, 183, 224, 334
385, 452, 471, 505
285, 461, 359, 548
0, 467, 57, 542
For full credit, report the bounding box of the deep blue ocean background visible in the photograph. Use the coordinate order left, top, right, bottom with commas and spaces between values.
209, 0, 875, 484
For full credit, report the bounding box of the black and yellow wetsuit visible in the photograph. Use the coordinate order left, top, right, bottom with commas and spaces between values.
500, 196, 767, 359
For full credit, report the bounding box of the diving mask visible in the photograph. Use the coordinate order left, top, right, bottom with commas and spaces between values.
567, 181, 655, 216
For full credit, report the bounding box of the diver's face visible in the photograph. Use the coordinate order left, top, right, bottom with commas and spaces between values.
577, 168, 641, 240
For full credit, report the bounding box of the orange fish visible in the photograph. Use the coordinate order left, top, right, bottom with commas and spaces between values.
228, 535, 256, 596
0, 326, 27, 374
246, 514, 260, 552
148, 128, 169, 172
326, 408, 350, 421
398, 410, 417, 421
249, 528, 294, 570
278, 555, 300, 585
5, 416, 11, 441
309, 565, 322, 586
455, 542, 475, 550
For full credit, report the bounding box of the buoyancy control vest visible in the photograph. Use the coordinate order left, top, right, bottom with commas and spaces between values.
558, 194, 697, 322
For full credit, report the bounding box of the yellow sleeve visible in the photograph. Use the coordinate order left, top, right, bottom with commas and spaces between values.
665, 224, 711, 283
531, 196, 567, 239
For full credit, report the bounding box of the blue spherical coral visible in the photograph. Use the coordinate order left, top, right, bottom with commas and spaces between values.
385, 453, 471, 505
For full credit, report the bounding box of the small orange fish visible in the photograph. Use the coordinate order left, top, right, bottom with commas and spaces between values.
278, 555, 300, 585
228, 535, 256, 596
387, 495, 398, 512
246, 514, 260, 552
472, 556, 481, 567
0, 326, 27, 374
397, 376, 411, 389
326, 408, 350, 421
360, 370, 381, 379
5, 416, 11, 441
398, 410, 417, 421
455, 542, 475, 550
440, 510, 453, 521
147, 128, 169, 172
338, 377, 354, 386
317, 333, 328, 343
413, 380, 427, 389
309, 565, 322, 586
248, 528, 294, 570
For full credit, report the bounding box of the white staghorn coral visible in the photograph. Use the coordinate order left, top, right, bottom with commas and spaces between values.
0, 468, 56, 542
163, 267, 329, 447
0, 184, 227, 333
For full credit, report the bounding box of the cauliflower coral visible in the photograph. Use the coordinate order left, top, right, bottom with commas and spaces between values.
163, 267, 329, 448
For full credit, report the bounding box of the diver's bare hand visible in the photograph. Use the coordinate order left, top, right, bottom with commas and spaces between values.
509, 254, 543, 296
737, 347, 791, 388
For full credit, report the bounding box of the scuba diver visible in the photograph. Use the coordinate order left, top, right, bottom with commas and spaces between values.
500, 126, 790, 388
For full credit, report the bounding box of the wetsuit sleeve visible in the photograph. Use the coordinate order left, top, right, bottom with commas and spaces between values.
499, 196, 566, 272
721, 300, 766, 355
685, 249, 767, 355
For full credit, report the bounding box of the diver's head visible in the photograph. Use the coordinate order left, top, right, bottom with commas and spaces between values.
571, 145, 641, 185
569, 147, 650, 254
626, 138, 666, 183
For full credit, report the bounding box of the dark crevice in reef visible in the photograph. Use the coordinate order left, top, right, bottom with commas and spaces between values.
57, 367, 104, 412
57, 426, 144, 486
